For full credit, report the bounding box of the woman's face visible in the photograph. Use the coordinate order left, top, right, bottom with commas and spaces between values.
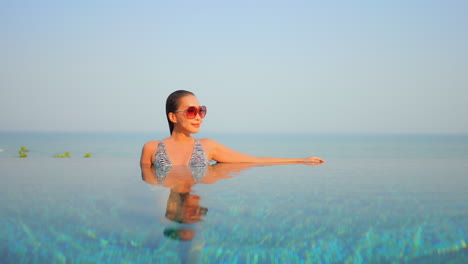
171, 95, 204, 134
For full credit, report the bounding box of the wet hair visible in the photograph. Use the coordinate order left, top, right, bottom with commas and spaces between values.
166, 90, 195, 134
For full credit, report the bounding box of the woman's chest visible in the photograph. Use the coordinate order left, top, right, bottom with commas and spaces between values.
164, 144, 194, 165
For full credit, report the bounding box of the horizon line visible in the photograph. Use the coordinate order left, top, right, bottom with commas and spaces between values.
1, 129, 468, 136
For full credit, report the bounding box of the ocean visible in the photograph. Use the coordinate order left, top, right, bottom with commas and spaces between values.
1, 131, 467, 159
1, 131, 468, 263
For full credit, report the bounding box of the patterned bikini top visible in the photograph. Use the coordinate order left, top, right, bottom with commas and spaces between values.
153, 138, 209, 184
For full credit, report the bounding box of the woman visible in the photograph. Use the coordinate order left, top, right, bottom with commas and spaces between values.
140, 90, 325, 166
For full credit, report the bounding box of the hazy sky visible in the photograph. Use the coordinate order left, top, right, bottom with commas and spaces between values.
1, 0, 467, 134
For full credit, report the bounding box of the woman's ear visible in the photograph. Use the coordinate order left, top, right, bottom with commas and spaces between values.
168, 112, 177, 124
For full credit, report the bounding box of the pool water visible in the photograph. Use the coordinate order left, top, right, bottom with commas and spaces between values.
1, 156, 467, 263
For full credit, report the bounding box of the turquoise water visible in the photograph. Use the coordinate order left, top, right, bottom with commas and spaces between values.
1, 132, 468, 263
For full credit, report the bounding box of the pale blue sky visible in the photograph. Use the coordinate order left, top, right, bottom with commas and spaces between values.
1, 0, 467, 134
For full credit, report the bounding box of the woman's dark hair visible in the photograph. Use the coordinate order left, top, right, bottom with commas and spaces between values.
166, 90, 195, 134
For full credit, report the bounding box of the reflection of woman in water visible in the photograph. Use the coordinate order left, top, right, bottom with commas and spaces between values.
163, 191, 206, 241
141, 161, 294, 241
142, 162, 272, 263
140, 90, 326, 167
141, 161, 240, 241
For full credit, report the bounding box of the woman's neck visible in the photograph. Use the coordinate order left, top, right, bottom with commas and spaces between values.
169, 132, 193, 143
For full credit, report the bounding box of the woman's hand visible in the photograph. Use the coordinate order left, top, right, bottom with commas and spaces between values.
303, 156, 326, 164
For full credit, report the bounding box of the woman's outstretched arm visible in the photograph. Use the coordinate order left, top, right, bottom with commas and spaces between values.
204, 139, 325, 164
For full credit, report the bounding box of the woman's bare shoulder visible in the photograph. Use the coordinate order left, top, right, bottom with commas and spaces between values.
141, 140, 161, 155
199, 138, 218, 144
140, 140, 160, 165
143, 140, 160, 149
199, 138, 219, 146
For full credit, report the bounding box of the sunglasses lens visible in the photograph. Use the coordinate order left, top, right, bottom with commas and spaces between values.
199, 106, 207, 118
186, 106, 197, 119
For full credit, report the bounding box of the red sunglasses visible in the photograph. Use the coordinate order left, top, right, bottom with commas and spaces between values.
174, 106, 207, 119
